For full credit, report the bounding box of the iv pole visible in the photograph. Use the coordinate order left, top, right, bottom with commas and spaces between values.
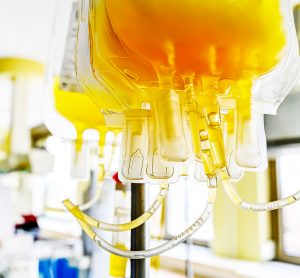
130, 183, 149, 278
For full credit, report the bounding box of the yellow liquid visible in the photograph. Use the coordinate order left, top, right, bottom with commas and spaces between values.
104, 0, 285, 82
109, 244, 128, 277
150, 255, 160, 270
88, 0, 153, 111
87, 0, 287, 174
53, 79, 106, 150
54, 80, 105, 132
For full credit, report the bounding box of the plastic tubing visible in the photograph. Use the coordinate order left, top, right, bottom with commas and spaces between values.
45, 182, 103, 213
63, 184, 170, 232
219, 168, 300, 211
66, 186, 217, 259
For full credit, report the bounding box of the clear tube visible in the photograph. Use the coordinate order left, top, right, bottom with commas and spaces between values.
146, 116, 178, 182
152, 88, 190, 163
71, 186, 217, 259
206, 110, 226, 169
63, 184, 169, 232
219, 168, 300, 211
220, 107, 244, 181
119, 110, 149, 182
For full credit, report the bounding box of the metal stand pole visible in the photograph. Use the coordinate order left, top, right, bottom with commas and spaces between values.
130, 183, 149, 278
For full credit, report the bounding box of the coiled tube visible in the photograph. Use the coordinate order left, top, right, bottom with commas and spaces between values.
63, 184, 169, 232
219, 168, 300, 211
68, 186, 217, 259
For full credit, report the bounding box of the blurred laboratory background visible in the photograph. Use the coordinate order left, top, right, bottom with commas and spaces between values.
1, 0, 300, 278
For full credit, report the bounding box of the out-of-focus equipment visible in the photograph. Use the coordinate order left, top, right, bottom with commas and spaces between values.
0, 58, 44, 172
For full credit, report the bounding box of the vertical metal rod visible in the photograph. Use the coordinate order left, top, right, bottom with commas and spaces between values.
130, 183, 149, 278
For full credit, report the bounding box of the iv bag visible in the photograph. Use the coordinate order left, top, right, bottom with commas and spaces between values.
76, 0, 299, 183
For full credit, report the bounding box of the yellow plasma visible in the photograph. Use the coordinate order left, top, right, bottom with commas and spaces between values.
53, 79, 106, 151
106, 0, 285, 80
54, 80, 105, 132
